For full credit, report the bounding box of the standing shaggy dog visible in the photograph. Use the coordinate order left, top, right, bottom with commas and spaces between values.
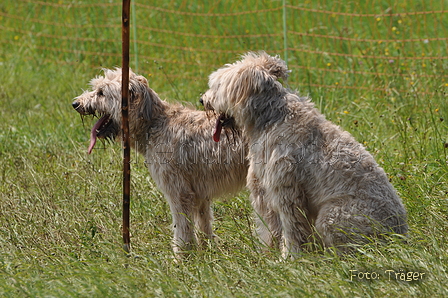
201, 52, 408, 257
72, 68, 247, 255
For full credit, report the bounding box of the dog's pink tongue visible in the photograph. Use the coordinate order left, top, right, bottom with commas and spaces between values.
213, 114, 224, 142
88, 115, 107, 154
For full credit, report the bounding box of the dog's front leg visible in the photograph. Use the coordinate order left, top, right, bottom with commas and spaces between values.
167, 193, 196, 257
272, 187, 313, 259
248, 171, 282, 250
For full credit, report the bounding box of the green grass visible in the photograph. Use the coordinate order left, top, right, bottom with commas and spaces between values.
1, 0, 448, 296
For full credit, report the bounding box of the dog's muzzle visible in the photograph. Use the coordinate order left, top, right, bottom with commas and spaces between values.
72, 99, 116, 154
72, 100, 90, 115
199, 96, 215, 112
72, 101, 80, 109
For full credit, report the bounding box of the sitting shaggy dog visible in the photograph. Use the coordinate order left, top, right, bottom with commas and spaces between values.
72, 68, 247, 256
201, 52, 408, 257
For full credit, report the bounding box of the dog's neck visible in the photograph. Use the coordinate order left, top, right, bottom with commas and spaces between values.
129, 95, 170, 155
236, 90, 289, 139
242, 92, 321, 143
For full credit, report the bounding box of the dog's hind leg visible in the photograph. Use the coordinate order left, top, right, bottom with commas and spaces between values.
166, 192, 196, 255
193, 197, 215, 247
315, 196, 407, 252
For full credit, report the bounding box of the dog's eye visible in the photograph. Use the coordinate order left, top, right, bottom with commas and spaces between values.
97, 90, 104, 97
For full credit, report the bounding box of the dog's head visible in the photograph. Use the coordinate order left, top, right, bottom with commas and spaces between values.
72, 68, 155, 154
201, 51, 289, 142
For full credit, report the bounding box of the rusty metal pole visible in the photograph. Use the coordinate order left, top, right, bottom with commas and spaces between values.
121, 0, 131, 253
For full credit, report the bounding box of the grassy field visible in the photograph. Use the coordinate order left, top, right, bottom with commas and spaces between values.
1, 0, 447, 297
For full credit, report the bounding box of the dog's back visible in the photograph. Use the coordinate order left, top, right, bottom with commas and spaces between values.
143, 104, 248, 200
73, 68, 248, 255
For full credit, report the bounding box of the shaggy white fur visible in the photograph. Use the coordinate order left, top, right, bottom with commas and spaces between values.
73, 69, 248, 256
202, 52, 408, 257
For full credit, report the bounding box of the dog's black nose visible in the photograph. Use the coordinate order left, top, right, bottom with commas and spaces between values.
72, 101, 80, 110
199, 98, 204, 106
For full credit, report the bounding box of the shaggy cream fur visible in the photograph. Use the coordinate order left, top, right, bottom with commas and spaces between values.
202, 52, 408, 257
73, 69, 248, 256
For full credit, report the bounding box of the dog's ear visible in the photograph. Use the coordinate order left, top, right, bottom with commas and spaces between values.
129, 76, 152, 121
228, 52, 289, 101
234, 65, 269, 99
139, 87, 160, 122
137, 92, 152, 122
242, 51, 291, 80
252, 51, 289, 81
135, 75, 148, 86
